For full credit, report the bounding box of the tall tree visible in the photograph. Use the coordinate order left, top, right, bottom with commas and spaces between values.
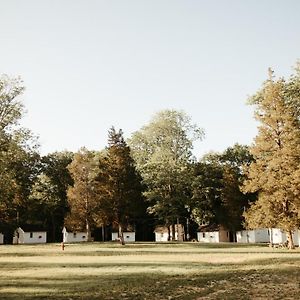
243, 69, 300, 249
95, 127, 144, 244
66, 148, 99, 240
28, 151, 74, 242
129, 110, 204, 240
0, 75, 39, 241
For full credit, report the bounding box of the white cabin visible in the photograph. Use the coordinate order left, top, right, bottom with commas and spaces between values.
197, 225, 230, 243
269, 228, 299, 246
13, 227, 47, 244
112, 232, 135, 242
62, 227, 88, 243
0, 233, 4, 244
236, 228, 269, 243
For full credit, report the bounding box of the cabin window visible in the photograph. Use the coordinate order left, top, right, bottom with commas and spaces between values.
30, 232, 33, 238
202, 232, 205, 238
73, 232, 77, 238
38, 236, 42, 239
126, 235, 130, 239
82, 236, 85, 239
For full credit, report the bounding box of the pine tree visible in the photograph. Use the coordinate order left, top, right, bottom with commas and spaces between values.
96, 127, 144, 244
243, 69, 300, 249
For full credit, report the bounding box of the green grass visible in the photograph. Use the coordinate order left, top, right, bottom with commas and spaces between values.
0, 242, 299, 299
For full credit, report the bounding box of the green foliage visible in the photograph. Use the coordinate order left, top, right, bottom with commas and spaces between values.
27, 152, 74, 241
129, 110, 204, 234
192, 144, 254, 231
0, 75, 40, 239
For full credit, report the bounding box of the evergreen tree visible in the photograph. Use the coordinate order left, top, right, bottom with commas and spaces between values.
96, 127, 144, 244
243, 69, 300, 249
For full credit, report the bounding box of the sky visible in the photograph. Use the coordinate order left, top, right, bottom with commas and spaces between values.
1, 0, 300, 158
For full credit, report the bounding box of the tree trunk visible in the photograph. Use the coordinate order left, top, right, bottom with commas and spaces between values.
171, 223, 176, 241
51, 214, 56, 242
186, 218, 190, 241
286, 230, 295, 250
119, 224, 125, 245
269, 228, 273, 247
102, 226, 105, 242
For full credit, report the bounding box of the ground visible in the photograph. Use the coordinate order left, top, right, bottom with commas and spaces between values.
0, 242, 299, 299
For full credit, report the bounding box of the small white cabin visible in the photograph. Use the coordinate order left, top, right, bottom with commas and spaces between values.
112, 232, 135, 242
269, 228, 299, 246
154, 224, 185, 242
13, 227, 47, 244
197, 225, 231, 243
62, 227, 88, 243
236, 228, 269, 244
0, 233, 4, 244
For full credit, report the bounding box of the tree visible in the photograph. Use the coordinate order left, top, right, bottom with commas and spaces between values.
191, 159, 223, 227
0, 75, 39, 242
191, 145, 254, 232
243, 69, 300, 249
66, 148, 99, 240
28, 151, 73, 242
0, 75, 25, 131
29, 174, 61, 241
129, 109, 204, 240
95, 127, 144, 244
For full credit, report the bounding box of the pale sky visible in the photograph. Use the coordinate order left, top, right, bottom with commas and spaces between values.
1, 0, 300, 158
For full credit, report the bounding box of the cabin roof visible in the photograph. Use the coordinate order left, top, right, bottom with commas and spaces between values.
17, 224, 47, 232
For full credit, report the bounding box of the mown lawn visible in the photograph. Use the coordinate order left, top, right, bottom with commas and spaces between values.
0, 242, 299, 299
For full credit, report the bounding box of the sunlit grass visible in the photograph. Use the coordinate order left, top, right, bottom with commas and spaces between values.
0, 242, 299, 299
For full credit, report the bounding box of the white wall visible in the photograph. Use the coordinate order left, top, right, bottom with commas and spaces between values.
14, 228, 47, 244
197, 231, 220, 243
63, 229, 88, 243
271, 228, 285, 244
24, 232, 47, 244
155, 231, 180, 242
237, 229, 269, 243
270, 228, 299, 246
0, 233, 3, 244
112, 232, 135, 242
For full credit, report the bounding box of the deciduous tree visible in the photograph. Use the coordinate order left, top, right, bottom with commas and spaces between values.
129, 110, 204, 240
66, 148, 99, 240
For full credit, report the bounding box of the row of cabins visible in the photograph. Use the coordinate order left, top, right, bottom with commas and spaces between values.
197, 226, 300, 246
1, 226, 299, 246
0, 227, 136, 244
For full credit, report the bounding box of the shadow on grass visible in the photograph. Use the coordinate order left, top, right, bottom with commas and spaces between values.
0, 256, 299, 300
0, 266, 299, 300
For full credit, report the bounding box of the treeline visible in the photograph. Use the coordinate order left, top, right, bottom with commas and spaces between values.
0, 65, 299, 248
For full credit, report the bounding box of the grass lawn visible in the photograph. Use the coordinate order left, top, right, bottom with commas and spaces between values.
0, 242, 299, 299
